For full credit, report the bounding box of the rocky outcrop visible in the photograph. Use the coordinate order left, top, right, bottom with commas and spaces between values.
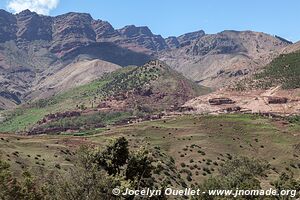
0, 9, 17, 42
165, 30, 206, 49
16, 10, 53, 41
182, 31, 248, 56
116, 25, 168, 52
0, 91, 21, 105
92, 20, 119, 41
165, 36, 180, 48
50, 12, 96, 53
177, 30, 205, 46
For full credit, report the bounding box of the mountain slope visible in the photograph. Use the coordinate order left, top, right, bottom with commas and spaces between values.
159, 31, 291, 88
0, 10, 154, 109
0, 95, 18, 110
0, 60, 210, 133
255, 51, 300, 89
282, 41, 300, 54
237, 50, 300, 90
0, 9, 293, 110
28, 59, 121, 100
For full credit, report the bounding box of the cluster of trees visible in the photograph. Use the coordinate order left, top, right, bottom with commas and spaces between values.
101, 66, 160, 99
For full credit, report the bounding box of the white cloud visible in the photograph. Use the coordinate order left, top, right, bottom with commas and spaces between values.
7, 0, 59, 15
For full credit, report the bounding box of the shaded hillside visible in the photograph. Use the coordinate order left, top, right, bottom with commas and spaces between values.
0, 41, 151, 110
0, 95, 19, 110
61, 42, 151, 66
0, 60, 210, 133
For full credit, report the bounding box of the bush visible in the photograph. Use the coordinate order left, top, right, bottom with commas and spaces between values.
288, 115, 300, 124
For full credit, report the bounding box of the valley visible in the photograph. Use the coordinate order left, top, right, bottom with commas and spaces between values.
0, 8, 299, 200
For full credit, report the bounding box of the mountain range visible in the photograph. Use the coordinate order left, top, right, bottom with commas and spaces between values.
0, 9, 297, 110
0, 9, 299, 194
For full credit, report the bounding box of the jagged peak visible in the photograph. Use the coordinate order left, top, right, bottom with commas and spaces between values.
0, 9, 11, 14
178, 30, 205, 37
16, 9, 38, 16
92, 19, 114, 29
54, 12, 93, 21
177, 30, 205, 41
118, 25, 153, 37
14, 9, 53, 17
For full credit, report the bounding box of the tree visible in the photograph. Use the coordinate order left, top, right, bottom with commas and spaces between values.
95, 137, 129, 175
126, 148, 153, 188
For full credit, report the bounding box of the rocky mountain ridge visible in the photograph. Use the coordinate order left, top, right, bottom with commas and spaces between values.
158, 30, 292, 88
0, 9, 295, 110
0, 9, 171, 55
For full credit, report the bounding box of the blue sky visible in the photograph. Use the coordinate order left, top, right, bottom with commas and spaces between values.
1, 0, 299, 42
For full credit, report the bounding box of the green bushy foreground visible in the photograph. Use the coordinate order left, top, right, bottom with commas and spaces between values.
1, 137, 299, 200
0, 137, 178, 200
